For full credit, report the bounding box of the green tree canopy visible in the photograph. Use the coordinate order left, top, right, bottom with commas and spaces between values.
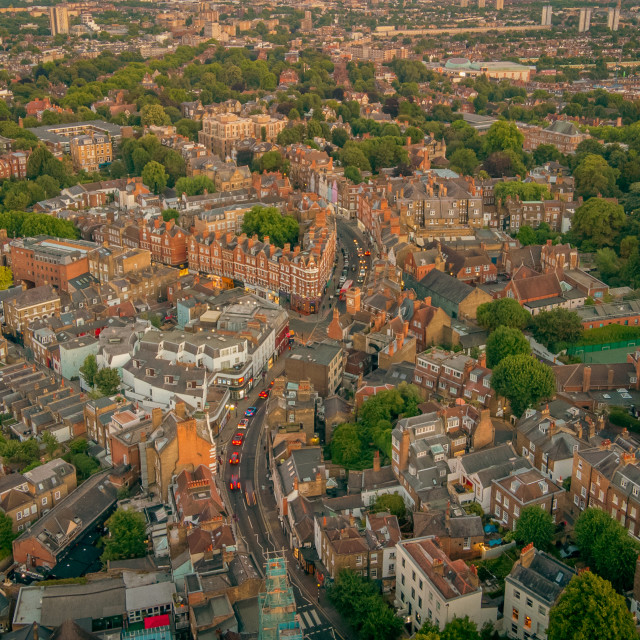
449, 148, 478, 176
174, 175, 215, 196
95, 368, 120, 396
0, 266, 12, 291
571, 198, 626, 249
575, 508, 639, 592
486, 326, 531, 368
140, 103, 171, 126
477, 298, 531, 332
548, 571, 636, 640
0, 512, 16, 557
483, 120, 524, 155
531, 309, 583, 352
142, 160, 168, 195
80, 354, 98, 388
241, 206, 299, 248
328, 570, 403, 640
491, 354, 555, 417
573, 154, 619, 199
494, 180, 551, 203
101, 509, 147, 562
514, 505, 554, 549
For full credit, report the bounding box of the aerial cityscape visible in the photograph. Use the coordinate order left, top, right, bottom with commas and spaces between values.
0, 0, 638, 638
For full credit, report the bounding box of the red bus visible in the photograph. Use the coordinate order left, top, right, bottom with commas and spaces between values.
339, 279, 353, 300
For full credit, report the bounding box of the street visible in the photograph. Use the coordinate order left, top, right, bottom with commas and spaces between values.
220, 383, 351, 640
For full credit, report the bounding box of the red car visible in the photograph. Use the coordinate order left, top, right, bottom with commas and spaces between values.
259, 390, 269, 399
232, 432, 245, 447
230, 474, 240, 490
229, 451, 241, 465
237, 418, 249, 429
365, 250, 371, 256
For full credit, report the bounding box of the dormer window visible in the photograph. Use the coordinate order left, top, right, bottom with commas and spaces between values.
146, 368, 155, 377
165, 375, 174, 384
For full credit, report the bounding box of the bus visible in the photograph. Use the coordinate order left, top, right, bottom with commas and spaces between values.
244, 479, 256, 506
339, 279, 353, 300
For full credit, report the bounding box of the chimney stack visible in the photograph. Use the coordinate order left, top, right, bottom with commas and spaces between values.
582, 366, 592, 393
520, 542, 536, 568
152, 407, 163, 428
373, 450, 380, 473
175, 401, 186, 420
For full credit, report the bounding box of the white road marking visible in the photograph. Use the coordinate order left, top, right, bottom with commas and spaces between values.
311, 609, 321, 625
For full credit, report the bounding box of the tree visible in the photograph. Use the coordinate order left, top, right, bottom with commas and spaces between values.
516, 226, 537, 246
514, 505, 554, 549
241, 206, 299, 248
494, 181, 551, 204
449, 148, 478, 176
491, 354, 555, 417
572, 198, 626, 249
575, 508, 639, 592
140, 104, 171, 126
0, 512, 16, 556
328, 570, 403, 640
344, 166, 363, 184
174, 175, 215, 196
331, 424, 362, 467
331, 127, 349, 147
372, 493, 406, 519
531, 309, 583, 352
162, 209, 179, 222
477, 298, 531, 332
95, 368, 120, 396
0, 266, 12, 291
595, 247, 621, 280
441, 617, 480, 640
101, 509, 147, 561
486, 326, 530, 368
42, 431, 58, 458
573, 154, 619, 199
80, 354, 98, 388
142, 160, 168, 195
483, 120, 524, 155
548, 572, 636, 640
258, 150, 284, 173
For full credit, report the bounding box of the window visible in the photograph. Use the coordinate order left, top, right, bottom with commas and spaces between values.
42, 497, 47, 506
418, 596, 422, 608
463, 537, 471, 550
514, 590, 521, 600
54, 491, 60, 500
412, 571, 416, 582
401, 575, 405, 585
524, 616, 532, 630
512, 624, 518, 635
538, 605, 546, 615
411, 587, 416, 599
526, 598, 533, 607
512, 608, 519, 622
371, 568, 377, 578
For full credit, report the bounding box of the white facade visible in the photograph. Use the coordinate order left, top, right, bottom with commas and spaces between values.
396, 536, 497, 634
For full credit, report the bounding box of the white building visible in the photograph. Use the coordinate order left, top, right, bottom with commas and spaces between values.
395, 535, 497, 634
504, 545, 575, 640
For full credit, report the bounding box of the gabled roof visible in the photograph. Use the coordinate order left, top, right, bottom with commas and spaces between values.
419, 270, 474, 304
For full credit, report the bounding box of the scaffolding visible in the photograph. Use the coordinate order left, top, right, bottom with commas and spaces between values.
258, 552, 303, 640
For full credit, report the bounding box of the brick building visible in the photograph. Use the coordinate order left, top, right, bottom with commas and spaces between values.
198, 113, 287, 158
521, 120, 589, 154
188, 211, 336, 314
491, 468, 564, 530
0, 151, 29, 180
139, 218, 188, 267
69, 132, 113, 172
10, 237, 96, 293
2, 286, 60, 337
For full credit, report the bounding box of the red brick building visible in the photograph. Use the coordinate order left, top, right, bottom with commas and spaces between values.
188, 210, 336, 314
10, 237, 95, 293
0, 151, 29, 180
139, 218, 188, 267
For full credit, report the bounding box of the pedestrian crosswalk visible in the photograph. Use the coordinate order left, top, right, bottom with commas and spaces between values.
297, 606, 333, 638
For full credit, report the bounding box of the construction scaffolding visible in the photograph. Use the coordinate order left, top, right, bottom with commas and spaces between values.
258, 552, 303, 640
